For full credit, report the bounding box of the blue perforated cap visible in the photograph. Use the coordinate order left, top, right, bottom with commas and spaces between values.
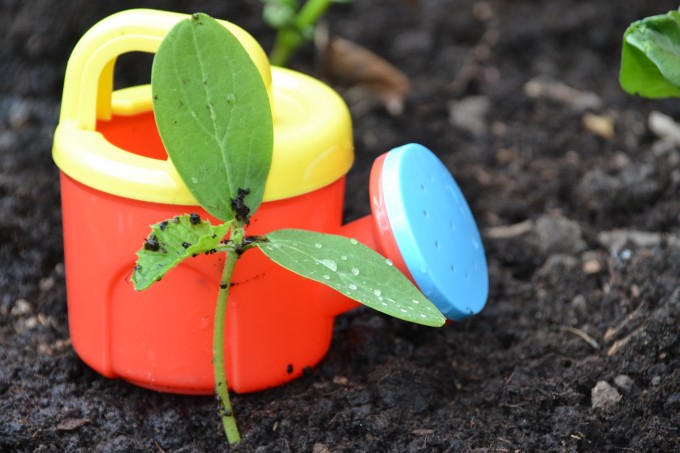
379, 144, 488, 320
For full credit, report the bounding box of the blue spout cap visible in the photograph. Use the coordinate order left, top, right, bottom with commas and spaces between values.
374, 144, 488, 321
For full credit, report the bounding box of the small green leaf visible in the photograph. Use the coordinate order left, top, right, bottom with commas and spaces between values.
621, 10, 680, 98
132, 214, 232, 290
257, 229, 446, 327
152, 13, 273, 222
262, 0, 298, 28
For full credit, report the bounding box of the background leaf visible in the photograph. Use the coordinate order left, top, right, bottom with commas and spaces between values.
620, 10, 680, 98
257, 229, 446, 327
132, 215, 231, 290
152, 13, 273, 221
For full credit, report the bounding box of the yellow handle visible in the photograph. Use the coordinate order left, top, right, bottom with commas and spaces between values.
59, 8, 272, 131
54, 9, 354, 205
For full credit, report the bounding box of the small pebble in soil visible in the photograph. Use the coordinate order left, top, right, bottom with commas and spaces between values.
582, 112, 614, 139
39, 276, 56, 292
591, 380, 622, 410
581, 251, 603, 274
312, 443, 333, 453
333, 376, 348, 386
571, 295, 587, 320
11, 299, 32, 316
448, 96, 490, 135
614, 375, 635, 394
533, 214, 586, 256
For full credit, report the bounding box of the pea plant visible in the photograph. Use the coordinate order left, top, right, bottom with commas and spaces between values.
261, 0, 348, 66
620, 9, 680, 98
132, 13, 445, 445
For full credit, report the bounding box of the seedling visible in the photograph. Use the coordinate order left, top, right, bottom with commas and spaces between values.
261, 0, 348, 66
621, 9, 680, 98
131, 13, 445, 445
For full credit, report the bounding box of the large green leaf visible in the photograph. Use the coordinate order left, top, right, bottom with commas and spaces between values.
257, 229, 446, 327
132, 214, 232, 290
152, 13, 273, 222
621, 10, 680, 98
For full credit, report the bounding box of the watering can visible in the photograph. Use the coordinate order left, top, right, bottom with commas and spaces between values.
52, 9, 488, 394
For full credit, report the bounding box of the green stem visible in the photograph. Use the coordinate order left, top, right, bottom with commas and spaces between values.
213, 247, 240, 445
295, 0, 333, 31
269, 0, 334, 66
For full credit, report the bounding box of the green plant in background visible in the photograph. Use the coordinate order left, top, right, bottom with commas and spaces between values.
621, 9, 680, 98
261, 0, 348, 66
132, 13, 445, 446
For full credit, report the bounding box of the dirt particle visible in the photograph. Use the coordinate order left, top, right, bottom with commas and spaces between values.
189, 213, 201, 225
144, 234, 160, 252
230, 188, 251, 225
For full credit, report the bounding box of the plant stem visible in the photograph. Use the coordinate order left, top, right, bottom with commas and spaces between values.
213, 247, 240, 444
269, 0, 333, 66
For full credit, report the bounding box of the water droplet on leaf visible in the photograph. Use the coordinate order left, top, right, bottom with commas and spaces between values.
320, 259, 337, 271
373, 289, 382, 297
349, 238, 358, 245
348, 283, 357, 290
314, 243, 323, 249
385, 259, 393, 266
351, 268, 360, 276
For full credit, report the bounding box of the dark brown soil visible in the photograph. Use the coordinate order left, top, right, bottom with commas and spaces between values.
2, 0, 679, 451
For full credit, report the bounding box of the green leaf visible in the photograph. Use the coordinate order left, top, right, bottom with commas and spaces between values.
132, 214, 232, 290
257, 229, 446, 327
621, 10, 680, 98
152, 13, 273, 222
262, 0, 298, 28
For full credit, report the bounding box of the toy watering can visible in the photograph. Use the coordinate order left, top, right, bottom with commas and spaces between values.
53, 9, 488, 394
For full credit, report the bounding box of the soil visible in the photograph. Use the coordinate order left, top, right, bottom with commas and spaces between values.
1, 0, 679, 451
